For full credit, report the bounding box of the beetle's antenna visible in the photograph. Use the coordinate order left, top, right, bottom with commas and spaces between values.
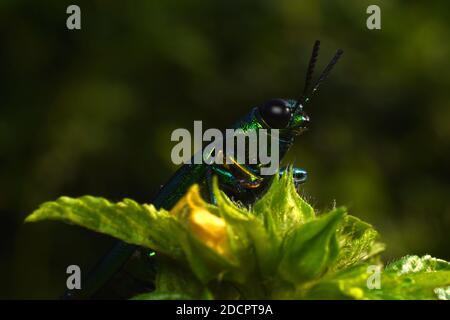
307, 48, 343, 101
291, 43, 343, 123
301, 40, 320, 103
293, 40, 321, 115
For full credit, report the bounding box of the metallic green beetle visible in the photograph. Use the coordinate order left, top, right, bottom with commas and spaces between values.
65, 40, 343, 299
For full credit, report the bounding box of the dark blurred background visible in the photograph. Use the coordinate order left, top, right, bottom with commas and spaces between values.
0, 0, 449, 298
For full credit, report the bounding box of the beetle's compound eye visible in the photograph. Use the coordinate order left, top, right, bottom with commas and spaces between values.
259, 99, 292, 128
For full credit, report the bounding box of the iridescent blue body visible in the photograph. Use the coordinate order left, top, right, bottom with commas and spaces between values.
64, 41, 343, 299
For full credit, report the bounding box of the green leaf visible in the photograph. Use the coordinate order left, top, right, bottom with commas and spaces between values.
25, 196, 184, 259
385, 254, 450, 274
253, 169, 315, 239
131, 292, 194, 300
335, 215, 384, 270
434, 286, 450, 300
301, 264, 371, 299
212, 178, 279, 280
212, 179, 254, 260
168, 184, 240, 284
278, 208, 345, 283
25, 175, 450, 300
131, 257, 210, 300
380, 255, 450, 300
305, 255, 450, 300
180, 230, 237, 283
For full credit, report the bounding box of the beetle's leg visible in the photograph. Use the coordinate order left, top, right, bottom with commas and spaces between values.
205, 166, 217, 205
209, 149, 264, 190
279, 166, 308, 188
211, 165, 246, 193
221, 153, 265, 189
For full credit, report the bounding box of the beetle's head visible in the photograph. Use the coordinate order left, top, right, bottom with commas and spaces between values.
256, 41, 343, 137
256, 98, 309, 135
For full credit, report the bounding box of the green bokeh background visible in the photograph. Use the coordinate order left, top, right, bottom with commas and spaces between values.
0, 0, 449, 298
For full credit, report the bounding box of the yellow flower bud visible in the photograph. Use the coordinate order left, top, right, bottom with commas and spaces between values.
189, 207, 230, 257
170, 184, 231, 257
